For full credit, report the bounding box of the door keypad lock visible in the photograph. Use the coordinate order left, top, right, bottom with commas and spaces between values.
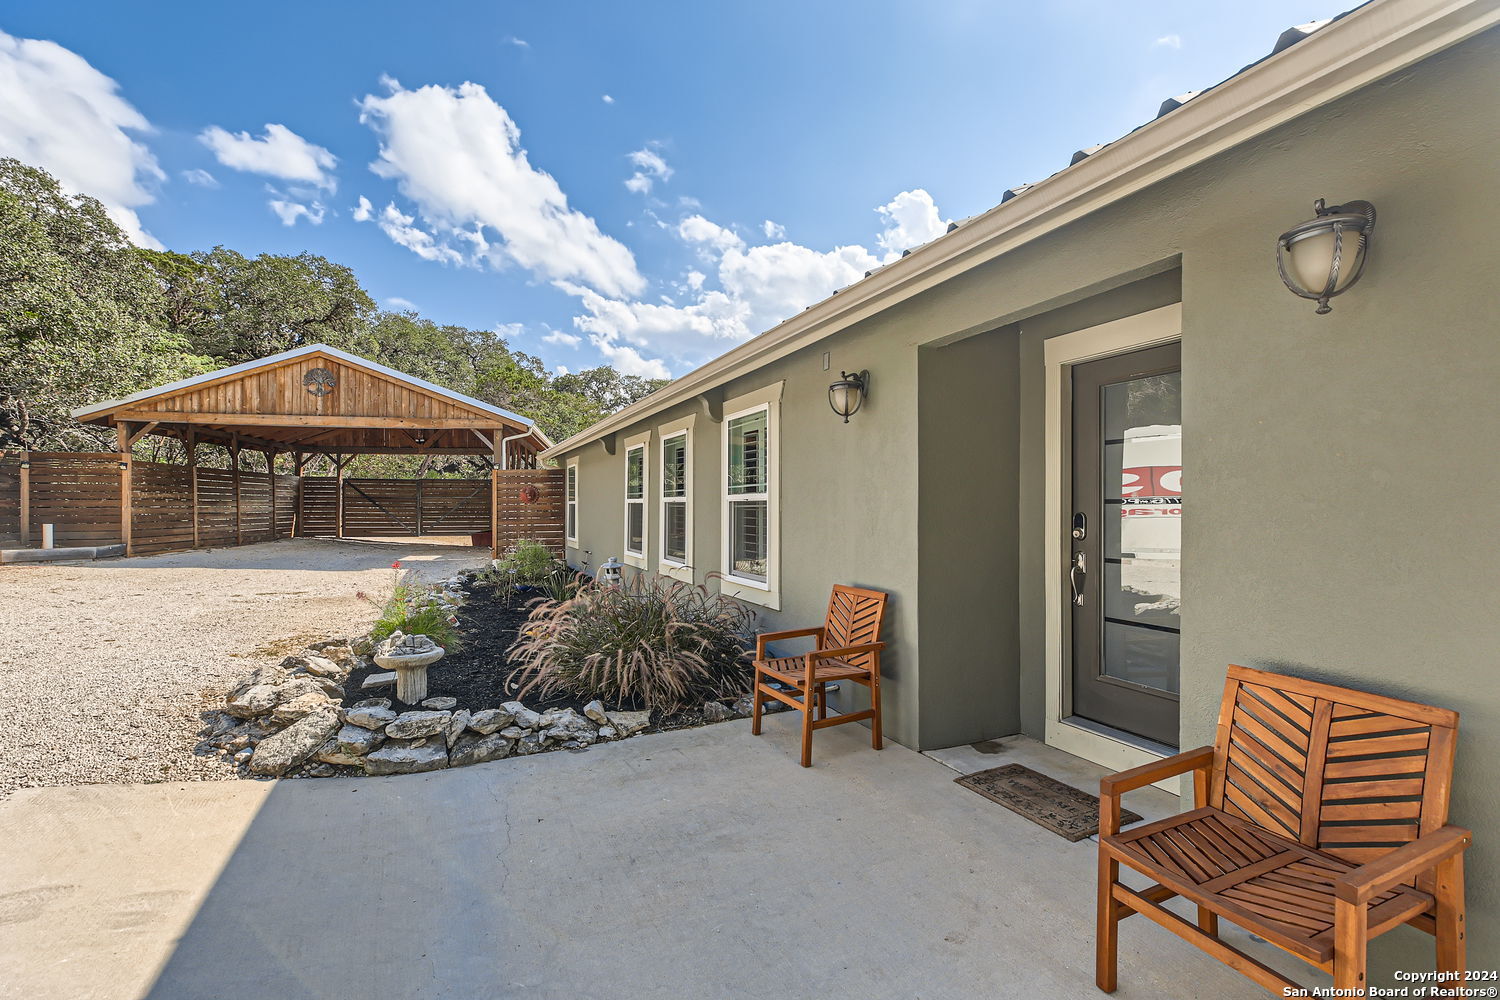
1072, 512, 1087, 539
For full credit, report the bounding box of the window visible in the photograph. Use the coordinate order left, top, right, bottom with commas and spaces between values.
661, 430, 689, 568
623, 441, 647, 563
565, 461, 578, 545
720, 382, 780, 608
725, 406, 769, 583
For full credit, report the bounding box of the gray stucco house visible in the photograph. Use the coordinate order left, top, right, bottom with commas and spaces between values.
543, 0, 1497, 969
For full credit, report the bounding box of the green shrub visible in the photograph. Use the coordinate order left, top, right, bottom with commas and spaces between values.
360, 561, 463, 650
537, 567, 587, 604
484, 539, 565, 590
507, 573, 755, 713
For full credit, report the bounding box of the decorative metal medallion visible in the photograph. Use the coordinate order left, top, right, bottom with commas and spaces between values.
303, 367, 337, 396
517, 484, 540, 504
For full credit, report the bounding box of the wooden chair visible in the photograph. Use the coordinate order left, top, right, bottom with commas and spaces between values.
1097, 664, 1469, 996
750, 585, 888, 767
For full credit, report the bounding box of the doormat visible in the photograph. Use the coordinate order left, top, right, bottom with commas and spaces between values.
954, 764, 1141, 842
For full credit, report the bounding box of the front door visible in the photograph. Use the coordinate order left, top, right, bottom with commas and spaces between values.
1069, 343, 1181, 747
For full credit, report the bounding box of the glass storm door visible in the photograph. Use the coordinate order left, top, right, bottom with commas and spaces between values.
1069, 343, 1182, 747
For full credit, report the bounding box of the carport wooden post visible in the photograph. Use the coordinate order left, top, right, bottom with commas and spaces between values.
187, 431, 199, 549
117, 423, 133, 556
334, 454, 345, 539
17, 450, 29, 547
292, 452, 304, 537
266, 449, 278, 539
231, 438, 242, 546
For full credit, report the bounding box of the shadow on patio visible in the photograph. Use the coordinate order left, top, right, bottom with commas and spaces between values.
1, 715, 1337, 999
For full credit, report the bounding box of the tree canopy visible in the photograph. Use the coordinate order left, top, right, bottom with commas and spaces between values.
0, 159, 669, 472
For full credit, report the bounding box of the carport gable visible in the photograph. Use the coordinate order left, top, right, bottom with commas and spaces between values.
71, 344, 548, 459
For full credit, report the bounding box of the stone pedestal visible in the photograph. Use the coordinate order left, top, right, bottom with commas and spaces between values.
373, 633, 445, 706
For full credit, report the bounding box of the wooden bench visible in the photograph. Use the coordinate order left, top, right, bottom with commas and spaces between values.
1097, 664, 1469, 995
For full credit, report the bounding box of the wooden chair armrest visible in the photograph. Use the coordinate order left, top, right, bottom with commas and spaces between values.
1099, 746, 1215, 798
1334, 825, 1472, 905
1098, 747, 1215, 838
755, 627, 824, 658
808, 642, 886, 661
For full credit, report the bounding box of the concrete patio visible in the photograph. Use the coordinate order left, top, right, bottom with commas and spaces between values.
0, 713, 1353, 999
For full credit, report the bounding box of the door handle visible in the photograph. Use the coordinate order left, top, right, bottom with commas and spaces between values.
1069, 552, 1086, 606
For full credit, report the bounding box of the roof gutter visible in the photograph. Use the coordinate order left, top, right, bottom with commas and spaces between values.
543, 0, 1499, 460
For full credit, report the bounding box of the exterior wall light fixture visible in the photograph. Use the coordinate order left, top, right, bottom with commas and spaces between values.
1276, 198, 1376, 314
828, 370, 868, 423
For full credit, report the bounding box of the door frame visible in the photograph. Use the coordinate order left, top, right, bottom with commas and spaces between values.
1042, 303, 1182, 776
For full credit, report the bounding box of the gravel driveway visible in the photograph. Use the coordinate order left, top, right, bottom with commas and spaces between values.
0, 538, 490, 797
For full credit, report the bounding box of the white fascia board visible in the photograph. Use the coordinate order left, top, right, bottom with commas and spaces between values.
542, 0, 1499, 461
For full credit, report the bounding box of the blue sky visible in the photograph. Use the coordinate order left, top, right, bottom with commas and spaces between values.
1, 0, 1327, 378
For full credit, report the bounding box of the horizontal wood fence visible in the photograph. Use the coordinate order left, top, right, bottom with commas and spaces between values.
494, 468, 566, 555
1, 453, 563, 559
0, 456, 21, 548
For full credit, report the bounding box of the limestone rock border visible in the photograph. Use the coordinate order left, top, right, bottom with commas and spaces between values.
202, 572, 782, 779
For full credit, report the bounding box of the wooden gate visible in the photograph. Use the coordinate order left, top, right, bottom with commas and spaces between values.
25, 452, 122, 548
298, 477, 495, 538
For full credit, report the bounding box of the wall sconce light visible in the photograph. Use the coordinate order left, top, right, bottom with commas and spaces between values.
1276, 198, 1376, 314
828, 370, 868, 423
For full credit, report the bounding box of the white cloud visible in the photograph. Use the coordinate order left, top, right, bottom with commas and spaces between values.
0, 30, 164, 247
601, 94, 615, 105
269, 199, 325, 226
762, 219, 785, 239
1154, 34, 1182, 49
506, 36, 529, 48
385, 296, 417, 310
377, 201, 463, 265
358, 78, 644, 297
590, 336, 671, 379
181, 168, 218, 188
199, 122, 337, 189
677, 214, 744, 254
554, 364, 570, 376
623, 146, 672, 194
875, 188, 948, 259
543, 329, 581, 348
352, 195, 374, 221
559, 189, 947, 376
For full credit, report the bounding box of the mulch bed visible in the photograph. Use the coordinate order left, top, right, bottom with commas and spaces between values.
339, 580, 712, 731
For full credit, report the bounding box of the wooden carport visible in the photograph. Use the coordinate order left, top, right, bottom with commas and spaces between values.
37, 344, 562, 558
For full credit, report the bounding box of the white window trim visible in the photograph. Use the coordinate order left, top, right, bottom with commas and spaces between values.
565, 459, 579, 547
1042, 303, 1181, 790
658, 415, 695, 583
622, 430, 651, 569
720, 381, 782, 610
